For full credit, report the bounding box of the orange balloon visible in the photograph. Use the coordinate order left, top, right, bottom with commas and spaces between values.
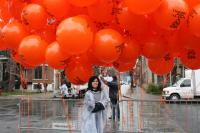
93, 28, 124, 63
68, 0, 97, 7
11, 50, 37, 68
113, 61, 135, 73
43, 0, 70, 20
9, 0, 27, 21
177, 23, 200, 49
153, 0, 189, 30
21, 62, 37, 69
0, 0, 12, 22
36, 28, 56, 43
166, 33, 183, 57
0, 20, 6, 50
21, 4, 48, 30
56, 16, 93, 55
68, 5, 88, 16
185, 0, 200, 9
1, 21, 28, 50
31, 0, 44, 5
124, 0, 161, 15
11, 50, 22, 63
148, 53, 174, 75
188, 4, 200, 37
116, 5, 150, 42
180, 48, 200, 69
87, 49, 113, 67
18, 35, 48, 66
87, 49, 105, 66
142, 35, 167, 59
67, 54, 92, 67
65, 56, 93, 85
0, 44, 7, 50
45, 42, 70, 70
88, 0, 114, 22
117, 39, 141, 63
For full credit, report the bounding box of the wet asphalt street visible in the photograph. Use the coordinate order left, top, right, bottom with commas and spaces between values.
1, 87, 200, 133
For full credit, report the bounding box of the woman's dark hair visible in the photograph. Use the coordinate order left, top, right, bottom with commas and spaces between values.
112, 76, 117, 81
87, 76, 101, 91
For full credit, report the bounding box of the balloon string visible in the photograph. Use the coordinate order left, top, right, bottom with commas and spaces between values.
128, 98, 133, 132
42, 64, 47, 96
42, 64, 47, 121
19, 65, 25, 95
62, 99, 72, 133
139, 86, 144, 132
27, 96, 30, 133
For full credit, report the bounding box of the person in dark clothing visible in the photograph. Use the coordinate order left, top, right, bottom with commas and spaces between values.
100, 76, 120, 121
37, 82, 42, 93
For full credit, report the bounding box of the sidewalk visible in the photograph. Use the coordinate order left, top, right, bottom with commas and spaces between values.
0, 92, 54, 100
122, 86, 161, 101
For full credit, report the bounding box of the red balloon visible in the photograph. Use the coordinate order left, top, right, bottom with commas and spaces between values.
43, 0, 70, 20
56, 16, 93, 55
45, 42, 70, 70
93, 28, 124, 63
113, 61, 135, 72
21, 4, 48, 30
68, 0, 97, 7
124, 0, 161, 15
88, 0, 114, 22
188, 4, 200, 37
65, 56, 93, 85
18, 35, 48, 66
148, 53, 174, 75
1, 21, 28, 50
117, 39, 141, 63
142, 35, 167, 59
180, 48, 200, 69
153, 0, 189, 30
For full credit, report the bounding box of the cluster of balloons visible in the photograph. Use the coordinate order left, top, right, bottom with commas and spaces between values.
0, 0, 200, 84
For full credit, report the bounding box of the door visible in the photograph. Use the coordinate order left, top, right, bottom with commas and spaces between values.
179, 79, 193, 99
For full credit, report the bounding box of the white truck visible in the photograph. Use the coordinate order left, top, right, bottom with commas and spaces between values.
162, 69, 200, 100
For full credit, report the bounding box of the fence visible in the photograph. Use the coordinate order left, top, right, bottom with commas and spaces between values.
18, 98, 200, 133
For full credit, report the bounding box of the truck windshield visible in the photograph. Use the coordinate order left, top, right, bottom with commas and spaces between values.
172, 78, 184, 87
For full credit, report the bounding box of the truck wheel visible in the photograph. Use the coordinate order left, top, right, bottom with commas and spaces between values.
170, 94, 180, 100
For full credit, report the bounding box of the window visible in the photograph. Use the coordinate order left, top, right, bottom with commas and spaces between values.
34, 65, 48, 80
35, 66, 42, 79
180, 79, 191, 87
0, 62, 2, 81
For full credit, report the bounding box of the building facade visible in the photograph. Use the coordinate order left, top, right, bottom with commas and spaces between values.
0, 50, 55, 91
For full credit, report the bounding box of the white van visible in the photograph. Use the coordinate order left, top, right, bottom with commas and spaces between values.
162, 69, 200, 100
